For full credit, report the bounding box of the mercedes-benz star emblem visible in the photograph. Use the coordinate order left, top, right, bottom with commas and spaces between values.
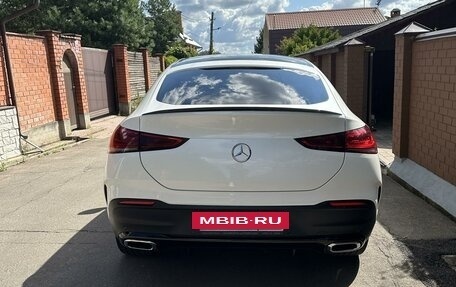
232, 143, 251, 163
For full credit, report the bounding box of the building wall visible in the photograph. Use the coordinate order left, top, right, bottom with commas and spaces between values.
335, 51, 345, 100
407, 33, 456, 185
320, 54, 331, 80
267, 25, 373, 55
268, 29, 295, 54
344, 44, 367, 120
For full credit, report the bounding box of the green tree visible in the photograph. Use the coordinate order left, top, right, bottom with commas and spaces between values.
277, 25, 340, 56
142, 0, 182, 54
254, 27, 264, 54
0, 0, 154, 50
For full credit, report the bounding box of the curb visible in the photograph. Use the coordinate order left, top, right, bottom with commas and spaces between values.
381, 159, 456, 223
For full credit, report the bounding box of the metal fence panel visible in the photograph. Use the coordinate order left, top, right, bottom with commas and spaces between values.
82, 47, 115, 118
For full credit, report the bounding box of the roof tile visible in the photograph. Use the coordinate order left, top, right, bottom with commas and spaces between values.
266, 7, 386, 30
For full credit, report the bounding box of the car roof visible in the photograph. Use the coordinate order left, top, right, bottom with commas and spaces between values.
171, 54, 314, 68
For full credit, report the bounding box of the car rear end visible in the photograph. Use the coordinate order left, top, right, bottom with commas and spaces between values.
104, 55, 382, 255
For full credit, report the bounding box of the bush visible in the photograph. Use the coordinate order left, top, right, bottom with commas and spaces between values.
166, 43, 198, 59
165, 55, 178, 67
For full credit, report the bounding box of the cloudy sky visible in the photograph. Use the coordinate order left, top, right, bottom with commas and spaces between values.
173, 0, 434, 53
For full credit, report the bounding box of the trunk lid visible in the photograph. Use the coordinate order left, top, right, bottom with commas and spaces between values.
139, 108, 346, 191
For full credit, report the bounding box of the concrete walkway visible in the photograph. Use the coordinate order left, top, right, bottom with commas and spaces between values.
374, 125, 456, 220
3, 116, 125, 169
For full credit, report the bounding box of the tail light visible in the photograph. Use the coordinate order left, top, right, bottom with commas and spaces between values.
109, 126, 188, 153
296, 125, 377, 154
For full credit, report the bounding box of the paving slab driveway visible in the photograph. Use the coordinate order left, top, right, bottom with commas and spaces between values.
0, 122, 455, 287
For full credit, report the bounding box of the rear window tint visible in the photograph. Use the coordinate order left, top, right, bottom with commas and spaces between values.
156, 68, 329, 105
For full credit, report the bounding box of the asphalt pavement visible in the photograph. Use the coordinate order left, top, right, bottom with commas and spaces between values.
0, 116, 455, 287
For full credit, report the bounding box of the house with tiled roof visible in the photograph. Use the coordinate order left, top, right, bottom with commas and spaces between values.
263, 7, 386, 54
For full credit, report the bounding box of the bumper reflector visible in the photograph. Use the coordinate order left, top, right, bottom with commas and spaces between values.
329, 201, 367, 208
119, 200, 156, 206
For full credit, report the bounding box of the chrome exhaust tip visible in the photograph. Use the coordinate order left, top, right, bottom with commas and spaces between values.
327, 242, 362, 254
124, 239, 157, 251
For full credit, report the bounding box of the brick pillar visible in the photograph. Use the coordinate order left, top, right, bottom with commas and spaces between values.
344, 39, 367, 121
61, 34, 90, 130
154, 53, 165, 72
36, 30, 70, 137
113, 44, 131, 116
140, 48, 151, 91
392, 23, 431, 158
37, 30, 91, 136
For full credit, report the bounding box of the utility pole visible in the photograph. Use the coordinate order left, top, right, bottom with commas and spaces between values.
209, 11, 214, 54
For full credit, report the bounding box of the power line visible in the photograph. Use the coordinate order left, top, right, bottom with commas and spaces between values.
181, 14, 199, 22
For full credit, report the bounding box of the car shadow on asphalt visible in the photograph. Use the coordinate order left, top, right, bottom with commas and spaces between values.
23, 211, 359, 287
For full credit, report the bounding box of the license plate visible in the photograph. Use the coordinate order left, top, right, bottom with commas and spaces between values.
192, 212, 289, 231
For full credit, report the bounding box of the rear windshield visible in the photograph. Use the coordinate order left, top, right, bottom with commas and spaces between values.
156, 68, 329, 105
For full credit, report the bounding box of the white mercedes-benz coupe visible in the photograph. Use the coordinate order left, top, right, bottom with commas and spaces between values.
104, 54, 382, 256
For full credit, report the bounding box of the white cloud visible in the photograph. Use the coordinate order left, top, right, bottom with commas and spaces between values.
377, 0, 434, 15
325, 0, 433, 14
174, 0, 433, 54
174, 0, 290, 54
301, 2, 334, 11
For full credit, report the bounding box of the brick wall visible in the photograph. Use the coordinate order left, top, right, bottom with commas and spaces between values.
335, 51, 345, 101
392, 34, 406, 157
112, 44, 131, 116
37, 31, 90, 129
112, 45, 163, 115
408, 34, 456, 185
0, 49, 7, 106
0, 31, 90, 157
7, 34, 55, 132
320, 54, 331, 80
297, 43, 368, 122
344, 44, 367, 120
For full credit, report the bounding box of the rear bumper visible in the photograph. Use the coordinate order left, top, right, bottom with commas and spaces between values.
108, 199, 377, 247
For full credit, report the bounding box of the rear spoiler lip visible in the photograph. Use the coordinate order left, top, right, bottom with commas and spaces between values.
143, 107, 342, 116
